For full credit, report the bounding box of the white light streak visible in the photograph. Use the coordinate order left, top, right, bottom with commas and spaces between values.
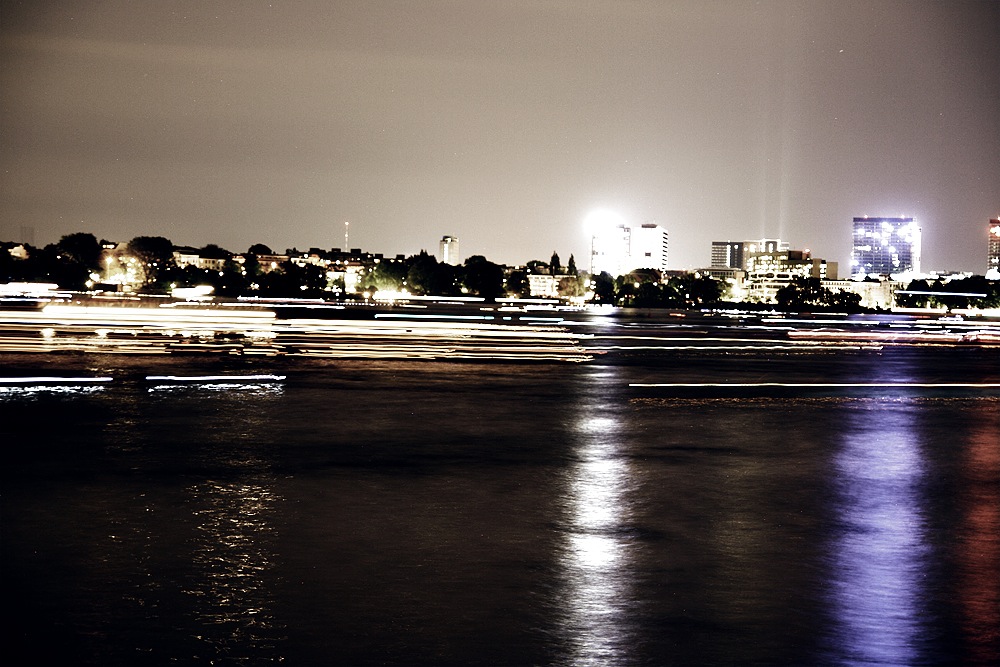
630, 382, 1000, 388
0, 376, 114, 384
145, 375, 286, 382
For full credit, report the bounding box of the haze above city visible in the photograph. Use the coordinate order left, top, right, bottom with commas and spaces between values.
2, 0, 998, 272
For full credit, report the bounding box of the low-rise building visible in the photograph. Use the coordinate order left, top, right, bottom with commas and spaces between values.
825, 279, 901, 310
528, 273, 577, 298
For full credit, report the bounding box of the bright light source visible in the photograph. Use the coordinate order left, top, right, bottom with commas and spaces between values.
584, 209, 625, 237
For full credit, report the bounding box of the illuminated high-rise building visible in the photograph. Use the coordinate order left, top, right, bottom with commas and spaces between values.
589, 221, 669, 277
630, 223, 669, 273
851, 216, 921, 278
439, 235, 460, 265
585, 208, 668, 277
988, 219, 1000, 275
590, 222, 631, 277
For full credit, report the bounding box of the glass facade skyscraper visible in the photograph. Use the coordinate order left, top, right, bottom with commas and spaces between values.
851, 216, 921, 278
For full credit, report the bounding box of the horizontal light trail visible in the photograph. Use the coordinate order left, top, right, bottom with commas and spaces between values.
0, 376, 114, 384
592, 344, 880, 351
373, 313, 494, 321
630, 382, 1000, 388
144, 375, 286, 382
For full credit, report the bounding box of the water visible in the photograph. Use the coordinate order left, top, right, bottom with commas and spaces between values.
2, 320, 999, 666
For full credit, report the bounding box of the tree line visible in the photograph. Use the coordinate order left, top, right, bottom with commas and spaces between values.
7, 231, 995, 312
0, 232, 561, 301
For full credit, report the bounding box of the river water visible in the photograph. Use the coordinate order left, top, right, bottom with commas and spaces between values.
2, 316, 998, 666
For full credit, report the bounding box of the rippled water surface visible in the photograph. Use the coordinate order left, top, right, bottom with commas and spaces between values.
2, 327, 999, 666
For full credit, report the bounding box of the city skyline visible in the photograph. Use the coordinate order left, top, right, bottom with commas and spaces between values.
2, 1, 998, 271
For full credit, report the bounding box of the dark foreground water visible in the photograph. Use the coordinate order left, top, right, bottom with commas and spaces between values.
2, 323, 999, 666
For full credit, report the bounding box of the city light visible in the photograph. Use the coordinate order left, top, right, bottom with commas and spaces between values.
583, 208, 626, 237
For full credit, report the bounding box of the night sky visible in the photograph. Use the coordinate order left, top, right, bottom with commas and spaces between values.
2, 0, 998, 271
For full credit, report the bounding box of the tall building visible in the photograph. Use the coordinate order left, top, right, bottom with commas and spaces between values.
711, 241, 744, 269
989, 219, 1000, 275
590, 223, 631, 277
630, 223, 669, 274
742, 239, 788, 268
851, 216, 921, 278
439, 235, 460, 265
590, 222, 668, 277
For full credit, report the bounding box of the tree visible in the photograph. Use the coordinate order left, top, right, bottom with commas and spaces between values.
367, 260, 408, 292
567, 254, 577, 276
558, 275, 583, 298
199, 243, 231, 260
774, 277, 864, 313
505, 269, 530, 297
592, 272, 615, 304
669, 274, 724, 308
550, 251, 561, 275
526, 259, 549, 275
406, 251, 439, 295
248, 243, 273, 255
257, 260, 326, 297
56, 232, 102, 270
461, 255, 504, 301
896, 279, 929, 308
5, 242, 88, 289
615, 280, 638, 307
634, 282, 664, 308
775, 278, 824, 311
126, 236, 175, 286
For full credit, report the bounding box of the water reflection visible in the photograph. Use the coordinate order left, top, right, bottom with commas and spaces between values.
0, 384, 107, 399
183, 478, 286, 665
148, 382, 284, 395
828, 399, 929, 665
958, 410, 1000, 664
560, 366, 633, 665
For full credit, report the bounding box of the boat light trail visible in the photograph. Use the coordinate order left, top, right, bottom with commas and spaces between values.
145, 375, 286, 382
629, 382, 1000, 388
373, 313, 493, 321
0, 376, 114, 384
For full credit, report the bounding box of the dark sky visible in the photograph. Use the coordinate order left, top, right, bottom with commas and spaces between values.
2, 0, 998, 271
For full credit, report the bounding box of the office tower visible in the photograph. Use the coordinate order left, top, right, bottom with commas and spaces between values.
711, 241, 744, 269
743, 239, 792, 275
851, 216, 921, 277
439, 235, 460, 265
590, 223, 631, 277
631, 223, 669, 273
989, 219, 1000, 275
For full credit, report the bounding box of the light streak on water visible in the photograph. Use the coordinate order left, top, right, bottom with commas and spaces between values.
0, 384, 108, 398
373, 313, 494, 321
0, 376, 114, 384
560, 367, 634, 666
145, 375, 286, 382
146, 375, 285, 394
957, 416, 1000, 664
0, 375, 114, 398
0, 304, 590, 360
630, 382, 1000, 389
184, 479, 286, 664
594, 344, 878, 351
827, 401, 929, 665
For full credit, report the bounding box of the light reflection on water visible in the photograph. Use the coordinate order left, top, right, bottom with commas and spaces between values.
828, 400, 929, 665
0, 384, 107, 399
560, 366, 634, 666
148, 382, 284, 395
184, 477, 286, 665
958, 413, 1000, 664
